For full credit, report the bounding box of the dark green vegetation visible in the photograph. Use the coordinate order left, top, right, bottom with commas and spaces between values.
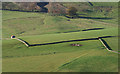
2, 2, 118, 72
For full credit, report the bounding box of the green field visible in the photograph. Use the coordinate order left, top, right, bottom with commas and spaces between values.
2, 2, 119, 72
2, 39, 118, 72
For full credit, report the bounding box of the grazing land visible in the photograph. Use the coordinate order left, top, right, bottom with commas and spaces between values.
2, 2, 119, 72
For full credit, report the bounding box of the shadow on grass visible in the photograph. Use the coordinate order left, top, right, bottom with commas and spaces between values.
82, 28, 104, 31
57, 28, 104, 33
77, 16, 113, 20
99, 38, 112, 50
65, 15, 113, 20
29, 36, 116, 47
30, 38, 98, 46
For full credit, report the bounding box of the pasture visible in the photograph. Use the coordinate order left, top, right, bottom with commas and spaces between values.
2, 2, 119, 72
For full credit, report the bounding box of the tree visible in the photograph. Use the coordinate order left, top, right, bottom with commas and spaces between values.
66, 7, 77, 16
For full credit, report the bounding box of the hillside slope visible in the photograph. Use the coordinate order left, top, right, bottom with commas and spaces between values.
2, 2, 119, 72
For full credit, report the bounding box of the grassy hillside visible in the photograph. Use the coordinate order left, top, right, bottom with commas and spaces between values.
2, 38, 118, 72
20, 28, 118, 44
2, 2, 119, 72
2, 2, 118, 38
62, 2, 118, 24
2, 9, 117, 38
103, 37, 118, 52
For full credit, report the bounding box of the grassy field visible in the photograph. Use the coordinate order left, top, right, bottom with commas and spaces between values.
2, 9, 117, 38
19, 28, 118, 44
103, 37, 118, 52
2, 39, 118, 72
2, 2, 119, 72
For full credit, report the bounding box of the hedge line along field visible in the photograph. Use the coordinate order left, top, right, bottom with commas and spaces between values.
2, 2, 118, 72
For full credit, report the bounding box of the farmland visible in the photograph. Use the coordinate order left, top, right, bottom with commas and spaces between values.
2, 2, 119, 72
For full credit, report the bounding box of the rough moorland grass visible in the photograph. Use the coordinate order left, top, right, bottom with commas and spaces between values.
86, 7, 118, 24
92, 2, 118, 6
2, 10, 45, 21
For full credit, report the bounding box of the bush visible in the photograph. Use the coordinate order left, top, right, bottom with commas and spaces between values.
66, 7, 78, 16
